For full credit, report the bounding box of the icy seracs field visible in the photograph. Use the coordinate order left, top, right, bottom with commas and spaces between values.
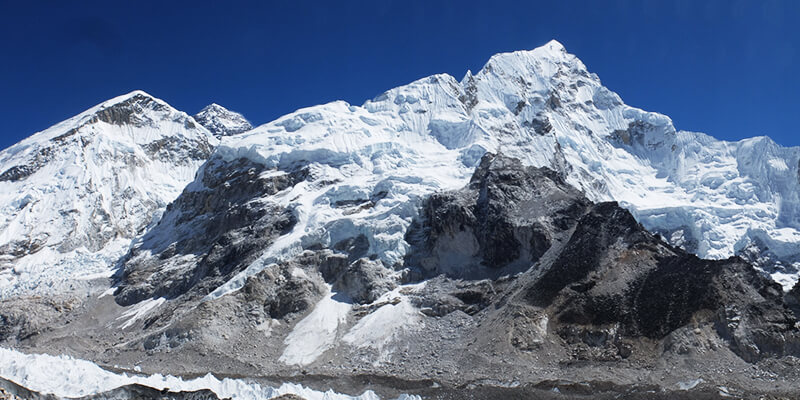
0, 347, 419, 400
2, 40, 799, 302
3, 39, 799, 303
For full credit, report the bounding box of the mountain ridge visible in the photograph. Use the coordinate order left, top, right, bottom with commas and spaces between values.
3, 40, 800, 299
2, 40, 800, 399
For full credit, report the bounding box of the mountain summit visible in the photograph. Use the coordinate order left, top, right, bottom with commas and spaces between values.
0, 90, 217, 297
194, 103, 253, 137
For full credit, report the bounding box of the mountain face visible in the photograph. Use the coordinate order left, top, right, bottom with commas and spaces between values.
193, 103, 253, 137
0, 91, 218, 298
127, 39, 800, 295
2, 40, 800, 398
414, 154, 799, 364
114, 156, 303, 305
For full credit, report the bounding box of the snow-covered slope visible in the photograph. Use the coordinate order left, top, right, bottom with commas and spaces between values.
0, 91, 218, 298
194, 103, 253, 137
181, 40, 800, 297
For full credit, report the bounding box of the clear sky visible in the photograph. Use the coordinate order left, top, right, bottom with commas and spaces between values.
1, 0, 798, 150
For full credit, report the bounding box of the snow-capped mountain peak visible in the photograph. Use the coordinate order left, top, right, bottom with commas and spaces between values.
194, 103, 253, 137
0, 91, 218, 297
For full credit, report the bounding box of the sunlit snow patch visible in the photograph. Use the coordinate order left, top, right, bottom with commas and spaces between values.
279, 285, 352, 366
116, 297, 166, 329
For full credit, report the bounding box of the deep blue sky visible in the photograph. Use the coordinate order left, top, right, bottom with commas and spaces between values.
1, 1, 798, 150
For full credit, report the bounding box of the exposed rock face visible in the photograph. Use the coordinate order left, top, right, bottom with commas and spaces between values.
0, 297, 78, 343
0, 147, 54, 183
114, 156, 305, 305
194, 104, 253, 137
3, 152, 800, 399
410, 277, 496, 317
526, 200, 799, 361
0, 378, 51, 400
407, 153, 588, 279
320, 256, 396, 304
788, 281, 800, 317
240, 253, 328, 319
113, 152, 799, 367
411, 153, 800, 363
83, 385, 225, 400
7, 41, 800, 398
270, 395, 306, 400
92, 93, 175, 127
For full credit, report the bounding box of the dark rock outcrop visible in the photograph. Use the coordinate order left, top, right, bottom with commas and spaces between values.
410, 153, 800, 363
114, 157, 306, 305
0, 143, 59, 183
786, 281, 800, 317
240, 254, 328, 319
0, 297, 75, 343
194, 103, 253, 138
271, 395, 307, 400
407, 153, 589, 279
519, 195, 799, 362
319, 253, 396, 304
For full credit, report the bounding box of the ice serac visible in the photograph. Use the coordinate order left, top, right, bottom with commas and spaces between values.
193, 103, 253, 137
0, 90, 218, 298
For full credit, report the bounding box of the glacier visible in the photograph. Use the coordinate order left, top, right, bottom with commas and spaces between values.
0, 347, 418, 400
0, 40, 799, 397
